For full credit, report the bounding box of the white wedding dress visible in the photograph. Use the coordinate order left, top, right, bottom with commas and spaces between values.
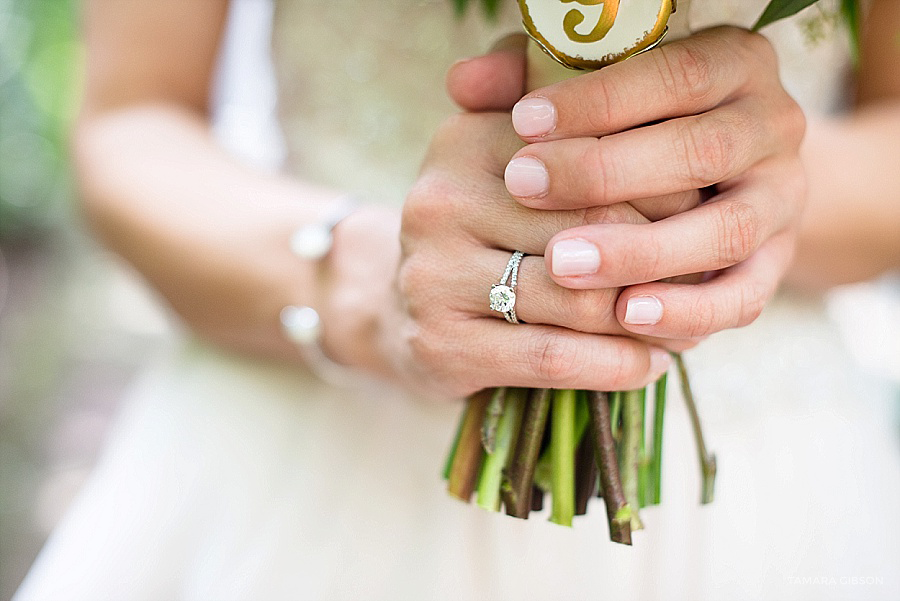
15, 1, 900, 600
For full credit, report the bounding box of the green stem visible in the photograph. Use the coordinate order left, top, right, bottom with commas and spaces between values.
574, 390, 591, 441
447, 390, 491, 501
649, 373, 668, 505
481, 387, 508, 453
619, 389, 645, 530
674, 353, 717, 504
637, 388, 648, 508
502, 388, 551, 518
442, 403, 466, 480
550, 388, 577, 527
609, 390, 622, 442
476, 388, 526, 512
587, 391, 632, 545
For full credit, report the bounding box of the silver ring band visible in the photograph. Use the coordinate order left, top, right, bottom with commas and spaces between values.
490, 251, 525, 324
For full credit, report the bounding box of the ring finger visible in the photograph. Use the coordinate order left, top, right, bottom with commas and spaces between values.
458, 250, 702, 340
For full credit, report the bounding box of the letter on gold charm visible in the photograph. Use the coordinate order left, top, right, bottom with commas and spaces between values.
561, 0, 620, 43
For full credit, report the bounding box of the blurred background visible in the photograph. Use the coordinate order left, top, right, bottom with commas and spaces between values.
0, 0, 171, 597
0, 0, 280, 596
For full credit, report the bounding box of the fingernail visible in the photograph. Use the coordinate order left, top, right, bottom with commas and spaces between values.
505, 157, 549, 198
551, 238, 600, 277
512, 97, 556, 137
649, 348, 673, 377
624, 296, 664, 326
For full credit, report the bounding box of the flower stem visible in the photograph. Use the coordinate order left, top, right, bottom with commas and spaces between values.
637, 388, 649, 508
620, 389, 645, 530
574, 425, 598, 516
530, 485, 544, 512
609, 390, 622, 442
648, 373, 668, 505
476, 388, 526, 512
481, 387, 508, 453
550, 388, 577, 527
447, 389, 491, 501
442, 403, 466, 481
673, 353, 717, 504
587, 391, 632, 545
502, 388, 551, 518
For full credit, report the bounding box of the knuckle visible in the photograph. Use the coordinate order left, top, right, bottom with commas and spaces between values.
626, 233, 665, 282
405, 319, 444, 368
396, 256, 437, 320
743, 30, 777, 63
402, 170, 458, 238
602, 349, 646, 390
716, 199, 762, 265
660, 43, 714, 106
580, 73, 619, 132
679, 115, 739, 186
564, 290, 616, 332
684, 296, 719, 339
737, 283, 767, 328
526, 332, 582, 386
672, 337, 702, 352
784, 98, 807, 147
431, 112, 471, 148
581, 140, 617, 203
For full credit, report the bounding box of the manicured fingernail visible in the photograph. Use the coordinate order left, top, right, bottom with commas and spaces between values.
551, 238, 600, 277
624, 296, 664, 326
505, 157, 549, 198
649, 348, 673, 377
512, 97, 556, 137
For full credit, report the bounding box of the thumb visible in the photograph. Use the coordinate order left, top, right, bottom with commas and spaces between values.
446, 33, 527, 112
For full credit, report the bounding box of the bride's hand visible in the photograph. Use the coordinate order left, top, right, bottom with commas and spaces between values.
449, 27, 807, 341
364, 111, 675, 399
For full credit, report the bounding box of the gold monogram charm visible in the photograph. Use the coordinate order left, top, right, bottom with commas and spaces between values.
519, 0, 673, 69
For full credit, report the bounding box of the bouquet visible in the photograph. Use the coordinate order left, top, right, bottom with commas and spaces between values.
444, 0, 860, 545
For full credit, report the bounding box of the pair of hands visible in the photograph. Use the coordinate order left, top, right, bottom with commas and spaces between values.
334, 28, 807, 399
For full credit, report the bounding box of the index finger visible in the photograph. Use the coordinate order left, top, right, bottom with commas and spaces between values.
511, 27, 764, 141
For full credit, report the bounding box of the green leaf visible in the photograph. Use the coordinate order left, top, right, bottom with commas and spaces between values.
841, 0, 861, 65
752, 0, 822, 31
453, 0, 468, 18
481, 0, 501, 20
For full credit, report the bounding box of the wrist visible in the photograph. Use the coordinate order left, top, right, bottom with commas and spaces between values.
316, 205, 401, 378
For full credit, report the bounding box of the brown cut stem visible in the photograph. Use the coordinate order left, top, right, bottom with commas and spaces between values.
447, 390, 491, 501
530, 485, 544, 512
574, 429, 598, 516
587, 391, 633, 545
502, 388, 551, 518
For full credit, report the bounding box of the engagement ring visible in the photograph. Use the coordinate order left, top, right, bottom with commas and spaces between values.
490, 251, 524, 324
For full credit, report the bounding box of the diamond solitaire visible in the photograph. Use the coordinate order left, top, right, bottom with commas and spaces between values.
490, 285, 517, 313
490, 251, 525, 324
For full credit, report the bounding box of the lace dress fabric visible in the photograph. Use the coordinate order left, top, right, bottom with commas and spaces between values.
14, 2, 900, 600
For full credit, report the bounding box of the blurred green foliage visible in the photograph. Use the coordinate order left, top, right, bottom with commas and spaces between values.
0, 0, 80, 239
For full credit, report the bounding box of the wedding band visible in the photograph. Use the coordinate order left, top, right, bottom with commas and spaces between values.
490, 251, 525, 324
